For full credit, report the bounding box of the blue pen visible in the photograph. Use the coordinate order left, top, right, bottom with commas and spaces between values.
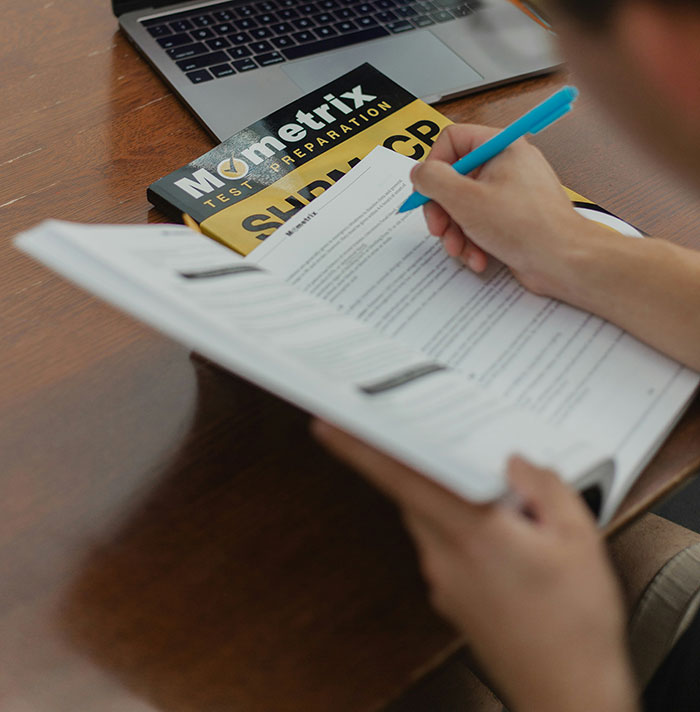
398, 86, 579, 213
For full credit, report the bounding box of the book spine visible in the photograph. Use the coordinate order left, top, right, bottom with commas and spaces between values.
146, 185, 188, 224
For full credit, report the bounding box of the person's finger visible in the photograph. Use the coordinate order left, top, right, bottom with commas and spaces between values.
442, 231, 464, 258
402, 492, 521, 575
446, 225, 489, 272
506, 456, 595, 530
412, 161, 485, 224
441, 219, 466, 257
423, 200, 451, 238
460, 240, 489, 273
423, 197, 488, 271
426, 124, 501, 165
311, 419, 491, 526
402, 509, 450, 551
400, 509, 464, 608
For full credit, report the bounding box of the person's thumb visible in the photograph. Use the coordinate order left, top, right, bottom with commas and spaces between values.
411, 161, 483, 224
506, 455, 594, 529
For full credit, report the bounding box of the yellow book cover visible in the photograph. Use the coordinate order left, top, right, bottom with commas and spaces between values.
147, 63, 452, 255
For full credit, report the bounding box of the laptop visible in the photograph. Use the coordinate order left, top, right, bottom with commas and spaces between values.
114, 0, 558, 141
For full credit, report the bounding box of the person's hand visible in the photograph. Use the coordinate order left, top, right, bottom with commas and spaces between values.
312, 421, 639, 712
412, 124, 612, 298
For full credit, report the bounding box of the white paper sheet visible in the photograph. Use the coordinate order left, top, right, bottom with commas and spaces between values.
17, 219, 613, 509
251, 147, 699, 518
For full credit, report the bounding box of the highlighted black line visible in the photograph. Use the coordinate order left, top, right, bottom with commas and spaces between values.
179, 264, 263, 279
359, 363, 446, 395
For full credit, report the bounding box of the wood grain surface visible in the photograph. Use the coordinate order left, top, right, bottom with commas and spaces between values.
2, 0, 700, 709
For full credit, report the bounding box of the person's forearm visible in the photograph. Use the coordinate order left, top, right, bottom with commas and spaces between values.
548, 221, 700, 371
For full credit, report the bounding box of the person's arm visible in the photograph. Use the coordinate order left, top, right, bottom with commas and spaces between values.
411, 124, 700, 371
312, 422, 640, 712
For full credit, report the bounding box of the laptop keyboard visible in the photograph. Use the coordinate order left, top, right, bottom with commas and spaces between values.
141, 0, 482, 84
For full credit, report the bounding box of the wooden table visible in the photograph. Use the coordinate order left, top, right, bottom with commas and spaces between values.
2, 1, 700, 710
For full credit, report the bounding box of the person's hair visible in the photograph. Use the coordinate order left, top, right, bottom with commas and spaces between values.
553, 0, 698, 26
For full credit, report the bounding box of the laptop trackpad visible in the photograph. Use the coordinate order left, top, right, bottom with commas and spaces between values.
282, 31, 483, 101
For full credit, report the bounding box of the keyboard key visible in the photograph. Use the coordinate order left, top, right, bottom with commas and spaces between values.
375, 10, 397, 21
293, 16, 315, 28
414, 0, 436, 10
237, 5, 255, 16
334, 19, 358, 31
251, 26, 274, 38
292, 30, 315, 42
312, 12, 334, 23
147, 24, 171, 37
278, 0, 297, 6
213, 9, 235, 21
232, 57, 258, 71
192, 14, 215, 26
186, 68, 213, 82
356, 3, 374, 13
255, 50, 285, 65
214, 22, 236, 33
272, 21, 294, 33
396, 6, 417, 15
229, 32, 252, 44
299, 2, 318, 13
387, 19, 413, 30
229, 45, 252, 58
207, 36, 231, 49
250, 39, 273, 52
413, 14, 434, 25
375, 0, 396, 8
236, 17, 258, 29
432, 8, 454, 20
259, 0, 278, 10
315, 24, 337, 35
170, 19, 193, 32
176, 50, 229, 71
167, 42, 208, 59
210, 62, 236, 77
256, 12, 278, 24
157, 32, 191, 48
278, 7, 299, 18
282, 24, 388, 59
356, 15, 378, 25
335, 7, 356, 18
271, 35, 296, 47
319, 0, 339, 8
453, 4, 473, 15
192, 28, 215, 39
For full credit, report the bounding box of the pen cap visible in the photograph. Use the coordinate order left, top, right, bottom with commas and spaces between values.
529, 104, 572, 134
558, 85, 579, 103
526, 86, 578, 134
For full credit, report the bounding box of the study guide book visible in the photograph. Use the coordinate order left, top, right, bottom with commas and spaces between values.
147, 63, 452, 255
16, 147, 699, 524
